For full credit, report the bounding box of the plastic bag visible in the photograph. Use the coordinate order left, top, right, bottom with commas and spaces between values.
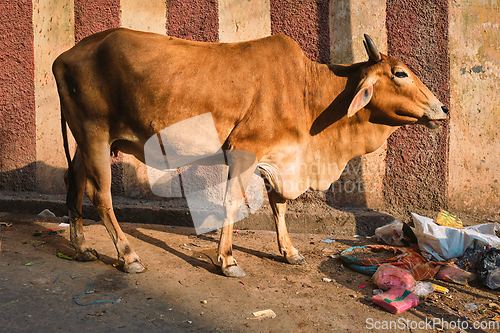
375, 220, 417, 247
436, 265, 476, 285
372, 264, 416, 291
435, 210, 463, 228
412, 213, 500, 262
486, 268, 500, 290
375, 220, 405, 246
413, 282, 449, 296
477, 249, 500, 290
372, 288, 419, 314
413, 282, 434, 296
455, 241, 490, 272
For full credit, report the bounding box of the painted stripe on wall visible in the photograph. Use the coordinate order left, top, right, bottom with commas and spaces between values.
119, 0, 167, 198
218, 0, 270, 43
120, 0, 166, 34
329, 0, 387, 208
34, 0, 75, 193
74, 0, 122, 194
119, 0, 220, 199
0, 0, 36, 191
385, 0, 450, 210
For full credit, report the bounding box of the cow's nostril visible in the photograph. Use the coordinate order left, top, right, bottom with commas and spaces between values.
441, 105, 449, 114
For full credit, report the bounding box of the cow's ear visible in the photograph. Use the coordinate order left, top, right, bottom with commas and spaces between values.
347, 77, 376, 117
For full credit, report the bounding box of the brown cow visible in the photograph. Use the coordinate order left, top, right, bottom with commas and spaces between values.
53, 28, 448, 277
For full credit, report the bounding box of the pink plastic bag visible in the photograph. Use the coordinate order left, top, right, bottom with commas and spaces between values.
372, 287, 419, 314
436, 265, 477, 285
373, 263, 416, 291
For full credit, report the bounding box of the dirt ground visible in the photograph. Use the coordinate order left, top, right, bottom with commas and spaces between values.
1, 211, 500, 333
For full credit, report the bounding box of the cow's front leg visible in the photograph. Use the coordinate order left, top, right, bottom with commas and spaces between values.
218, 151, 257, 277
218, 205, 245, 277
268, 187, 305, 265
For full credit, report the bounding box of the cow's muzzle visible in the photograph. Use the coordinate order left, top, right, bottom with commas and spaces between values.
422, 105, 449, 129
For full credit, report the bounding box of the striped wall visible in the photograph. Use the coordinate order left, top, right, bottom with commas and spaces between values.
0, 0, 36, 191
1, 0, 499, 214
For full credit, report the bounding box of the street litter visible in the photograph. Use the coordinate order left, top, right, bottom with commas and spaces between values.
56, 253, 72, 260
430, 284, 448, 294
38, 209, 56, 217
372, 287, 419, 314
455, 241, 489, 272
375, 220, 417, 247
477, 248, 500, 290
53, 273, 121, 306
464, 302, 479, 312
322, 238, 335, 243
322, 277, 332, 283
412, 212, 500, 262
252, 309, 276, 319
413, 282, 448, 296
373, 264, 416, 291
413, 282, 432, 296
337, 210, 500, 315
435, 210, 463, 228
58, 222, 70, 227
340, 245, 399, 275
340, 244, 452, 280
436, 264, 476, 285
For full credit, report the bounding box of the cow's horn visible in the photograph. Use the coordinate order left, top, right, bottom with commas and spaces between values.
363, 34, 382, 62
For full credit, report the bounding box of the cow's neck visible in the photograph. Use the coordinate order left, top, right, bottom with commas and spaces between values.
306, 61, 398, 178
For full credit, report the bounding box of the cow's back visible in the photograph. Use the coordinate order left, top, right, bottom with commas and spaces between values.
54, 28, 311, 160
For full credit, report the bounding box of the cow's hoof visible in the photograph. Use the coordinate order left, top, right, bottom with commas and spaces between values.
124, 260, 147, 274
222, 264, 246, 278
287, 253, 306, 265
76, 250, 99, 262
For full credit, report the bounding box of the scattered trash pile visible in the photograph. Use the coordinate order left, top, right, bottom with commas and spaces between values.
340, 210, 500, 314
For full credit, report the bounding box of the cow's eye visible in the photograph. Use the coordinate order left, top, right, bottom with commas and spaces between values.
394, 71, 408, 78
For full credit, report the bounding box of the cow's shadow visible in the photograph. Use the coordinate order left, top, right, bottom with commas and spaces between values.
123, 223, 288, 276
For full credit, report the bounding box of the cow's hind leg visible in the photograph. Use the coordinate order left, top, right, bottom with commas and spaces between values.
81, 144, 146, 273
268, 187, 305, 265
66, 148, 99, 262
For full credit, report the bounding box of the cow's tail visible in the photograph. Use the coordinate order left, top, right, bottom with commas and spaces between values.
60, 101, 81, 220
54, 55, 81, 220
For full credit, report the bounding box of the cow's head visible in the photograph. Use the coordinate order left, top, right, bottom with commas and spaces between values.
347, 35, 448, 129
